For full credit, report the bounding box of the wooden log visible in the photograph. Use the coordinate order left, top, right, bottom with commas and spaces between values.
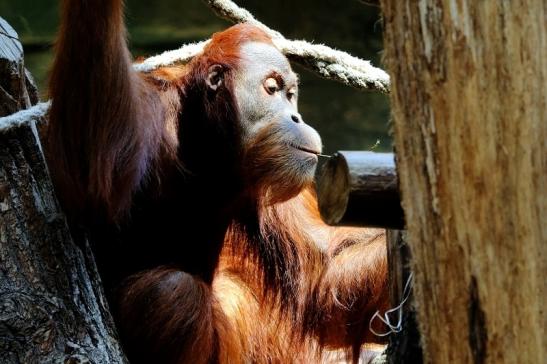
316, 151, 404, 229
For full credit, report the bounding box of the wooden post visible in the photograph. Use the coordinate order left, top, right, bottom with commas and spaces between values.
316, 151, 404, 229
380, 1, 546, 363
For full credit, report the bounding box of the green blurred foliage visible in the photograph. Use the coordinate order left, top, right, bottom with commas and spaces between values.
0, 0, 391, 153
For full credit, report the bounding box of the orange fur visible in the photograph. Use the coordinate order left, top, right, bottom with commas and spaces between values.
47, 1, 389, 363
217, 188, 388, 362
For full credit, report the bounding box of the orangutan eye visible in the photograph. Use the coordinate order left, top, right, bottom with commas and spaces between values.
264, 77, 280, 94
287, 87, 297, 100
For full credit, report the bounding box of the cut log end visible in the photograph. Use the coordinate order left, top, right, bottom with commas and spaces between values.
317, 152, 350, 225
316, 151, 404, 229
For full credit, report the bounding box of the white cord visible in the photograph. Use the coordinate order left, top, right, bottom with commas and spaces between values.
369, 272, 413, 337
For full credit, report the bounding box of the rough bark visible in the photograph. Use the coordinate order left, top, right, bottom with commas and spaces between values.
0, 17, 127, 364
316, 151, 404, 229
380, 1, 546, 363
0, 18, 38, 116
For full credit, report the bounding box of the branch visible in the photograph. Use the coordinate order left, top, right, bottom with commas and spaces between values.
358, 0, 381, 7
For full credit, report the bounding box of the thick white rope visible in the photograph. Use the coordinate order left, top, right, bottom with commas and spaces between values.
202, 0, 390, 92
1, 0, 390, 131
0, 101, 50, 131
136, 0, 390, 92
133, 40, 210, 73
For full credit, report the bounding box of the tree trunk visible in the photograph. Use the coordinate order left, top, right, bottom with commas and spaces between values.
380, 1, 546, 364
0, 17, 127, 363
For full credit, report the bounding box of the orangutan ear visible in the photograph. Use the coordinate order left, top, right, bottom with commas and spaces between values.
206, 64, 224, 91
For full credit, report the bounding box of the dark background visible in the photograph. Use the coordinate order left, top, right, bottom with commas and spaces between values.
0, 0, 391, 153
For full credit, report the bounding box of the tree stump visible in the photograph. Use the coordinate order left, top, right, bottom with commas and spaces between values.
0, 17, 127, 364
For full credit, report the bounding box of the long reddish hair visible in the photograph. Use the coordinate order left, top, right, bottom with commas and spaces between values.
47, 1, 389, 361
